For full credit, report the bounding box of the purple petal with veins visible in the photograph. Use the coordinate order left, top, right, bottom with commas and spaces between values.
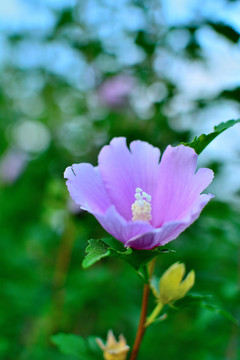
64, 138, 214, 250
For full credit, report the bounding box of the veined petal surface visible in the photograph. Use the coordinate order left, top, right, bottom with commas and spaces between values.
98, 137, 160, 221
64, 163, 111, 214
151, 145, 214, 227
64, 139, 214, 250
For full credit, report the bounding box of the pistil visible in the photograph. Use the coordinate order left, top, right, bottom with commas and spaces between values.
131, 187, 152, 222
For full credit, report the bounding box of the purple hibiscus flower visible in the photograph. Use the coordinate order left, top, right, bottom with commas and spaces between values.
64, 138, 214, 250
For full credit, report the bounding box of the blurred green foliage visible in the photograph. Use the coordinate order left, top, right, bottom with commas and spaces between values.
0, 1, 239, 359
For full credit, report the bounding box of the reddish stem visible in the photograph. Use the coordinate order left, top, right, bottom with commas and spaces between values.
129, 282, 150, 360
129, 259, 156, 360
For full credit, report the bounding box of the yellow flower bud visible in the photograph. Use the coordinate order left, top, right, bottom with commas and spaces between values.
146, 262, 195, 326
96, 330, 130, 360
159, 262, 195, 304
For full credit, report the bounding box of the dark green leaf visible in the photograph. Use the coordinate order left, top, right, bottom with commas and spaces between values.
207, 22, 240, 43
82, 239, 111, 269
174, 294, 212, 308
82, 237, 175, 280
111, 246, 175, 273
220, 87, 240, 101
182, 118, 240, 154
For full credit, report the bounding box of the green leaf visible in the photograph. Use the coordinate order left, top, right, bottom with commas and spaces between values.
82, 237, 175, 280
182, 118, 240, 154
51, 333, 101, 360
206, 22, 240, 43
111, 246, 175, 273
201, 303, 238, 325
173, 294, 212, 308
173, 294, 238, 325
82, 239, 111, 269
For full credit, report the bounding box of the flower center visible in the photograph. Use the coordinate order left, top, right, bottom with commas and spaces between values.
131, 187, 152, 222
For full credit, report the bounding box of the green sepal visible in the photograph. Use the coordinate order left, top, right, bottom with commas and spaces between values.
181, 118, 240, 154
51, 333, 102, 360
106, 237, 175, 272
147, 312, 168, 326
82, 237, 175, 280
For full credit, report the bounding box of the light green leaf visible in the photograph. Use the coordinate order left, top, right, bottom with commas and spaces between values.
51, 333, 88, 359
51, 333, 101, 360
82, 239, 111, 269
182, 118, 240, 154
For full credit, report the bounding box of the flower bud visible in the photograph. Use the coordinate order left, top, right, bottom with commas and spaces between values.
159, 262, 195, 304
146, 262, 195, 326
96, 330, 129, 360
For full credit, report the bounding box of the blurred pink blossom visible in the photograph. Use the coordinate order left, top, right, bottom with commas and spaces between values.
98, 75, 134, 108
0, 149, 28, 184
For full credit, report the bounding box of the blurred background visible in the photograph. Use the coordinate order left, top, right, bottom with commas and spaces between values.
0, 0, 240, 359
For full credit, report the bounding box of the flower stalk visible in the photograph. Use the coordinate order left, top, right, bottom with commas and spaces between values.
129, 282, 150, 360
129, 259, 156, 360
145, 301, 164, 327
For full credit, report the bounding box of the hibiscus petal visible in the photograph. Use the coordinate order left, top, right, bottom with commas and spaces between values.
98, 137, 160, 221
64, 163, 111, 214
129, 140, 161, 193
192, 167, 214, 194
152, 145, 214, 227
126, 193, 213, 249
94, 205, 154, 245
